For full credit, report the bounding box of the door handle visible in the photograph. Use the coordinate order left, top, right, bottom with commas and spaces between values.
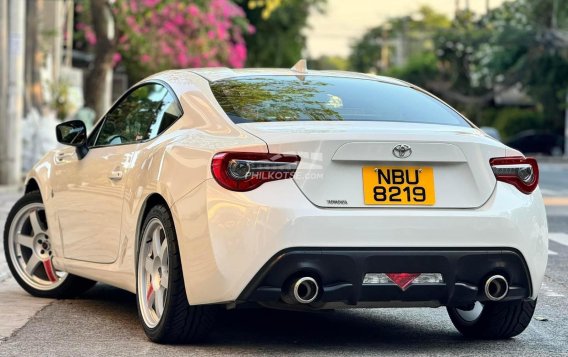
108, 170, 123, 181
55, 152, 75, 163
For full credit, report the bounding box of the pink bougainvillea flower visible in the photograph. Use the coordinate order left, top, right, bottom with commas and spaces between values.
84, 28, 97, 45
188, 4, 200, 16
176, 52, 190, 67
77, 0, 252, 76
142, 0, 161, 7
229, 43, 247, 68
112, 52, 122, 66
129, 0, 138, 13
161, 42, 174, 55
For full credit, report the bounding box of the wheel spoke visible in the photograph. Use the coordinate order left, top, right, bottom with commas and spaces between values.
25, 255, 41, 275
160, 272, 169, 289
159, 239, 168, 260
145, 256, 153, 274
151, 228, 161, 257
155, 288, 165, 316
17, 233, 34, 248
42, 259, 58, 282
29, 210, 44, 235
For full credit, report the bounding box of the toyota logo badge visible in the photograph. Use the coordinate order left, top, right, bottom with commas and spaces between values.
392, 144, 412, 159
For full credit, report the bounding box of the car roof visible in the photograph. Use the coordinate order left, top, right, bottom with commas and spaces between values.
150, 67, 410, 87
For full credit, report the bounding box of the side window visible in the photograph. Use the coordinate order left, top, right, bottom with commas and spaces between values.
94, 83, 181, 147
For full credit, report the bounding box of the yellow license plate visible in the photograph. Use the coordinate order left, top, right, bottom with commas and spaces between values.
362, 166, 435, 205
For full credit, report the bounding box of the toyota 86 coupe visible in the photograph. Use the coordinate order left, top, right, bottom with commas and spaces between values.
4, 62, 548, 343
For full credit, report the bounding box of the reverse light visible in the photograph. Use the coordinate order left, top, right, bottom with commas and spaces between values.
490, 156, 539, 194
363, 273, 444, 291
211, 152, 301, 192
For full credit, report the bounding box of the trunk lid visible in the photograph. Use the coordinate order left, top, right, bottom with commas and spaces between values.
239, 121, 505, 208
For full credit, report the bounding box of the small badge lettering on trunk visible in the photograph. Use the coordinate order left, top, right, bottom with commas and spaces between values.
327, 200, 348, 205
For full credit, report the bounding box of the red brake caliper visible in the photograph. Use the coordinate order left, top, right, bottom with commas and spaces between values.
146, 284, 154, 303
42, 259, 58, 282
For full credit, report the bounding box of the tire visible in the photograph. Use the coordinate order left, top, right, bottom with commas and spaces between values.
136, 204, 218, 344
3, 191, 96, 299
447, 299, 537, 339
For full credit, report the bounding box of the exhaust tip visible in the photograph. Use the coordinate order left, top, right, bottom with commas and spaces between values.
484, 275, 509, 301
292, 277, 319, 304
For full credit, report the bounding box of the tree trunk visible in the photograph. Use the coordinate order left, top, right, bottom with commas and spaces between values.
84, 0, 115, 118
24, 0, 43, 113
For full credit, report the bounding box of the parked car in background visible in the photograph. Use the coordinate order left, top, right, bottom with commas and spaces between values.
506, 130, 565, 156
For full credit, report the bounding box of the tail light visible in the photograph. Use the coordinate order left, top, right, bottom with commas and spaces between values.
211, 152, 301, 191
490, 156, 539, 194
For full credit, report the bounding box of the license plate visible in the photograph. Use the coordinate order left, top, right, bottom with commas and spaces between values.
362, 166, 435, 205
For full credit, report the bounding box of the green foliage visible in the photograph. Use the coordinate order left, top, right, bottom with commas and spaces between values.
349, 5, 451, 74
476, 0, 568, 132
492, 108, 544, 140
309, 55, 349, 70
389, 5, 451, 33
237, 0, 326, 67
349, 0, 568, 135
385, 52, 438, 87
349, 26, 383, 73
49, 81, 74, 120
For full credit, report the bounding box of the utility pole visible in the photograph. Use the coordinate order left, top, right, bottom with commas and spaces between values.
550, 0, 566, 157
0, 1, 7, 169
65, 0, 74, 68
0, 0, 26, 185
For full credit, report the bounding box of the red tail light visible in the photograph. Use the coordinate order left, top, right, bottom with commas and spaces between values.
490, 156, 539, 194
211, 152, 301, 192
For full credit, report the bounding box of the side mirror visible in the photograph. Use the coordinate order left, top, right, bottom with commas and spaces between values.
56, 120, 89, 159
56, 120, 87, 146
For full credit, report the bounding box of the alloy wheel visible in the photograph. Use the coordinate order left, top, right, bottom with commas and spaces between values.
7, 202, 67, 290
138, 218, 169, 328
455, 301, 484, 323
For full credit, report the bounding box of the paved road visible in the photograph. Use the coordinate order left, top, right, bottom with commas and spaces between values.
0, 163, 567, 356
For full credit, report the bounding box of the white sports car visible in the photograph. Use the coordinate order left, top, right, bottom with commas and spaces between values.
4, 63, 547, 343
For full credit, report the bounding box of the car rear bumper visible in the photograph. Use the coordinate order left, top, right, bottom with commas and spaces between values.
171, 179, 548, 305
238, 248, 532, 309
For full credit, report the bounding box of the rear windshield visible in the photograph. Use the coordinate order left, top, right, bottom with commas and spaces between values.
210, 76, 470, 127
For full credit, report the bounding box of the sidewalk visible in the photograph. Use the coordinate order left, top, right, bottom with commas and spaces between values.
0, 278, 53, 340
0, 187, 22, 283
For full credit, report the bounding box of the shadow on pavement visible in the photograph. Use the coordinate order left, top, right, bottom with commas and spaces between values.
71, 283, 525, 354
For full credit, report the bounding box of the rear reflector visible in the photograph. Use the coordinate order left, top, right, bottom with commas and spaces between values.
490, 156, 539, 194
363, 273, 444, 291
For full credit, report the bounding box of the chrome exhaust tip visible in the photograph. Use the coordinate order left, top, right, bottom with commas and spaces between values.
282, 276, 319, 304
484, 275, 509, 301
293, 277, 319, 304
